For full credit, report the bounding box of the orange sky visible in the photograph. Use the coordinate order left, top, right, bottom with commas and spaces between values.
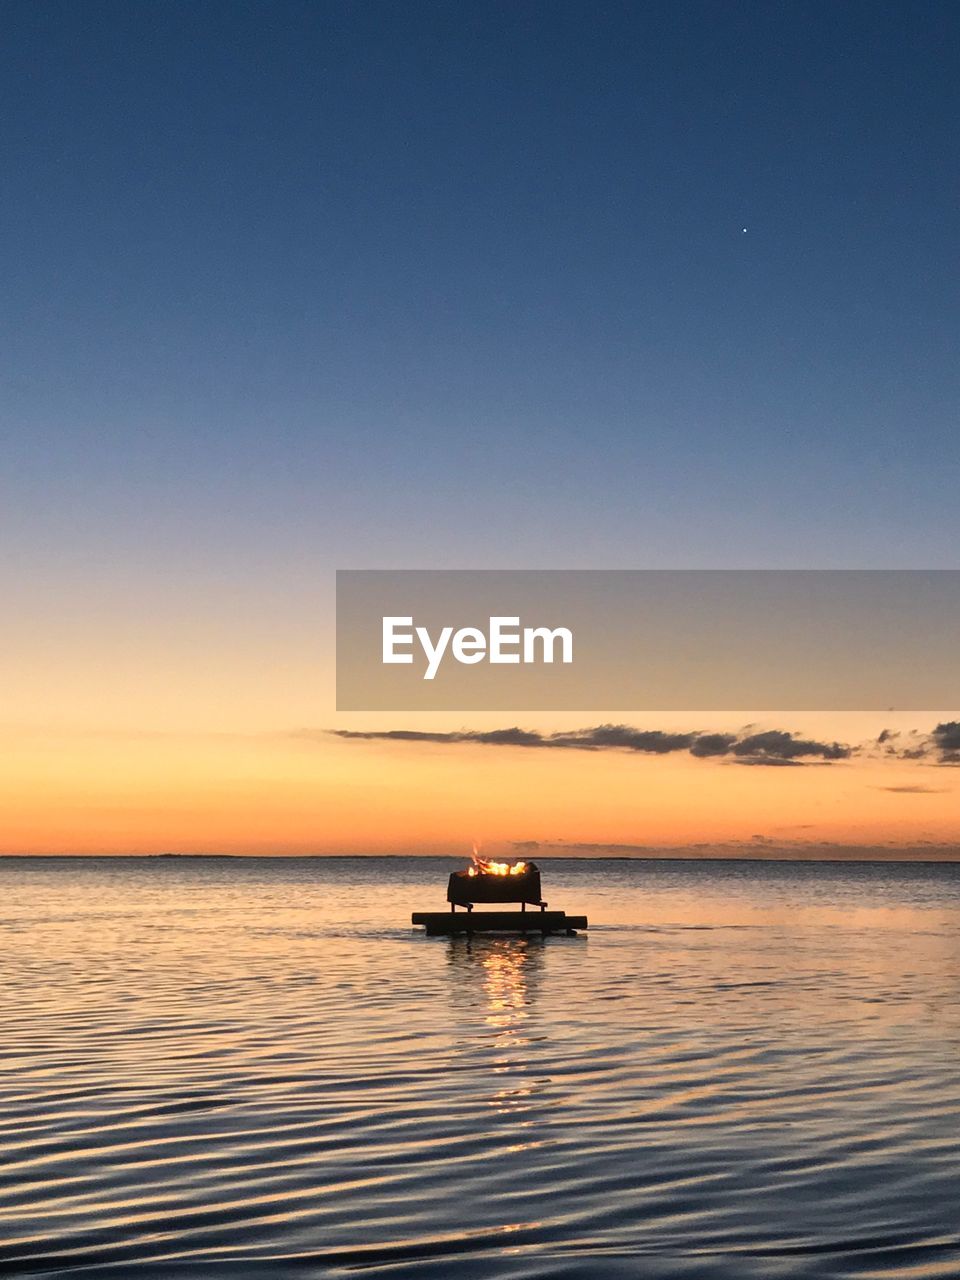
2, 707, 956, 855
2, 591, 957, 854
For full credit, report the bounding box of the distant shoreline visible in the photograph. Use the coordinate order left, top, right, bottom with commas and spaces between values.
2, 851, 959, 865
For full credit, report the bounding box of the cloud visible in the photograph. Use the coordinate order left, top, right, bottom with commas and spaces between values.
932, 721, 960, 765
322, 727, 544, 746
729, 729, 850, 764
876, 785, 949, 794
732, 755, 811, 767
872, 722, 960, 765
329, 722, 852, 765
510, 838, 960, 861
689, 733, 739, 757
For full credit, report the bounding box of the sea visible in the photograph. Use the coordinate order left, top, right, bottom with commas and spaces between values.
2, 855, 960, 1279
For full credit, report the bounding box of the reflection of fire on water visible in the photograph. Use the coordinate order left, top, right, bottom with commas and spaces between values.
444, 936, 545, 1132
482, 943, 529, 1029
480, 943, 541, 1120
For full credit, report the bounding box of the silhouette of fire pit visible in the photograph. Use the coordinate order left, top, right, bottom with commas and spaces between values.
447, 859, 544, 912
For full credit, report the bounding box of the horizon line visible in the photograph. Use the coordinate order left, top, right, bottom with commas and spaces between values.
3, 851, 959, 865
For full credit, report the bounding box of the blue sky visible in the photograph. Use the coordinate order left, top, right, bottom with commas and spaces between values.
3, 0, 959, 591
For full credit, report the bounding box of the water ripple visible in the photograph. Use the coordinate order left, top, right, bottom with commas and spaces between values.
3, 856, 960, 1278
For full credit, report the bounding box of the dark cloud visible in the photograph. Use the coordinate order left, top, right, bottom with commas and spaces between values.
732, 755, 809, 767
329, 723, 852, 765
329, 727, 543, 746
876, 785, 949, 794
729, 730, 851, 764
932, 721, 960, 765
509, 839, 960, 861
870, 722, 960, 765
548, 726, 697, 753
526, 841, 674, 856
689, 733, 739, 758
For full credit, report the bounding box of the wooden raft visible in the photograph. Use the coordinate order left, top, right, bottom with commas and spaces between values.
412, 910, 587, 936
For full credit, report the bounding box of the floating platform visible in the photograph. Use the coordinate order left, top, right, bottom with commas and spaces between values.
412, 910, 587, 936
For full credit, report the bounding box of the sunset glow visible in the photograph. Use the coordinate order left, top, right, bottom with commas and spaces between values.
2, 710, 955, 856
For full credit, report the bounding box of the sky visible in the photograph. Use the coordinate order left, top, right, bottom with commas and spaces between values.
1, 1, 958, 854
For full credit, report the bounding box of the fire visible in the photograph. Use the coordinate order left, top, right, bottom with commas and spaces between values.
467, 845, 528, 878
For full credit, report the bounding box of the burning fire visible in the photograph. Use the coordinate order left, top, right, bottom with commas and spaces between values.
467, 860, 528, 878
467, 843, 528, 878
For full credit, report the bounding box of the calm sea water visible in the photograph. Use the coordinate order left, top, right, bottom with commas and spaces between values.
3, 856, 960, 1279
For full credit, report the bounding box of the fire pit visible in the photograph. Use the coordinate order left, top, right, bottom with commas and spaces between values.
412, 850, 587, 934
447, 856, 544, 912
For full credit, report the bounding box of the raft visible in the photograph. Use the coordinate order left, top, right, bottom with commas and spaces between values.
412, 910, 587, 936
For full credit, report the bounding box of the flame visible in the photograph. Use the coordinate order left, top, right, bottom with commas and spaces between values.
467, 846, 528, 878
